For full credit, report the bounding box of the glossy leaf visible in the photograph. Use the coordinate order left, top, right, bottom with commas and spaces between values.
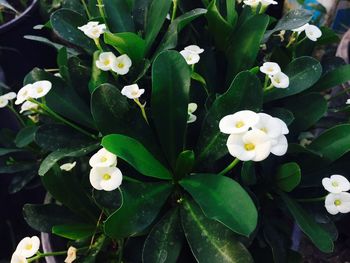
264, 57, 322, 102
180, 174, 258, 237
275, 162, 301, 192
142, 209, 184, 263
15, 126, 37, 148
102, 134, 172, 179
50, 9, 95, 54
103, 0, 135, 33
279, 191, 334, 253
89, 51, 108, 93
196, 71, 262, 165
0, 148, 25, 156
311, 64, 350, 92
151, 51, 191, 168
308, 124, 350, 163
181, 199, 254, 263
104, 181, 173, 238
174, 150, 195, 181
52, 223, 96, 240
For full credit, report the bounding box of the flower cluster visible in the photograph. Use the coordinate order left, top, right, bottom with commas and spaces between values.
89, 148, 123, 191
180, 45, 204, 65
293, 23, 322, 42
219, 110, 288, 161
0, 92, 16, 108
322, 175, 350, 215
243, 0, 278, 8
96, 52, 132, 75
260, 62, 290, 89
15, 81, 52, 113
78, 21, 106, 40
11, 236, 40, 263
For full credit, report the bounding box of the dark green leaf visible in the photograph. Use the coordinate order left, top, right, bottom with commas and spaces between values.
89, 51, 109, 93
174, 150, 195, 181
264, 57, 322, 102
151, 51, 191, 168
196, 71, 262, 165
52, 223, 96, 240
9, 172, 36, 194
103, 0, 135, 33
311, 64, 350, 92
279, 191, 334, 253
181, 199, 253, 263
241, 161, 256, 185
104, 181, 173, 238
180, 174, 258, 237
142, 209, 184, 263
102, 134, 172, 180
0, 163, 36, 174
0, 148, 25, 156
275, 162, 301, 192
15, 126, 38, 148
266, 108, 294, 126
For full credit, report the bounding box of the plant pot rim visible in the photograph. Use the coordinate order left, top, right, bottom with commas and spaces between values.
0, 0, 39, 34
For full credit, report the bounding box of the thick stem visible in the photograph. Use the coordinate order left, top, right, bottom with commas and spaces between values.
171, 0, 178, 22
219, 158, 240, 175
96, 0, 107, 25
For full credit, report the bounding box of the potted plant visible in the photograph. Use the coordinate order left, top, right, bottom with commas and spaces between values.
2, 0, 350, 262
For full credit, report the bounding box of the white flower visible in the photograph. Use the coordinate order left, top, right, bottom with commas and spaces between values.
111, 54, 132, 75
270, 72, 289, 88
227, 129, 272, 161
95, 52, 117, 71
78, 21, 106, 39
260, 62, 281, 76
270, 134, 288, 156
28, 81, 52, 99
180, 50, 200, 65
4, 92, 16, 100
184, 45, 204, 54
20, 101, 38, 114
275, 117, 289, 135
253, 113, 283, 139
15, 84, 32, 105
219, 110, 260, 135
10, 253, 27, 263
0, 95, 9, 108
292, 23, 309, 33
89, 166, 123, 191
89, 148, 117, 168
15, 236, 40, 258
60, 162, 77, 172
305, 24, 322, 42
64, 246, 77, 263
346, 99, 350, 105
325, 192, 350, 215
261, 0, 278, 6
187, 103, 198, 124
121, 84, 145, 99
322, 175, 350, 194
243, 0, 261, 7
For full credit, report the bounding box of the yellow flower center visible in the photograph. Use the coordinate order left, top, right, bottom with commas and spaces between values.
104, 59, 110, 66
334, 199, 342, 206
37, 87, 44, 93
275, 78, 281, 84
235, 121, 245, 128
25, 244, 33, 250
103, 173, 111, 180
260, 127, 268, 133
332, 181, 339, 187
131, 90, 138, 96
244, 143, 255, 151
100, 156, 108, 162
118, 63, 124, 68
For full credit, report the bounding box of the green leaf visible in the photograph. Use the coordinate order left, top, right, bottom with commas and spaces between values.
308, 124, 350, 163
174, 150, 195, 181
226, 14, 269, 82
180, 174, 258, 237
102, 134, 172, 180
279, 191, 334, 253
144, 0, 172, 52
275, 162, 301, 192
226, 0, 237, 25
104, 32, 146, 63
180, 199, 254, 263
52, 223, 96, 240
39, 143, 99, 176
103, 0, 135, 33
142, 209, 184, 263
0, 163, 36, 174
155, 8, 207, 57
285, 93, 327, 132
0, 148, 25, 156
41, 165, 99, 222
266, 108, 294, 126
104, 181, 173, 238
311, 64, 350, 92
264, 57, 322, 102
196, 71, 262, 165
151, 51, 191, 168
317, 27, 340, 46
9, 172, 36, 194
206, 0, 233, 51
263, 9, 312, 42
89, 51, 109, 93
241, 161, 256, 186
50, 9, 95, 54
23, 204, 83, 233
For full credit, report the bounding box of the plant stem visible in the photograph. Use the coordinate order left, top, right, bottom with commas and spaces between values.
94, 38, 103, 51
7, 105, 25, 127
219, 158, 240, 175
171, 0, 178, 22
81, 0, 92, 19
263, 74, 270, 90
28, 251, 67, 262
296, 196, 327, 203
96, 0, 107, 24
117, 239, 124, 263
134, 98, 149, 124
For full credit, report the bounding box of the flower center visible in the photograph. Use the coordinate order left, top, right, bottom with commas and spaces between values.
267, 68, 274, 72
103, 173, 111, 181
37, 87, 44, 93
235, 121, 245, 128
334, 199, 342, 206
100, 156, 108, 162
131, 90, 138, 96
104, 59, 110, 66
332, 181, 339, 187
275, 78, 281, 84
244, 143, 255, 151
25, 244, 33, 250
118, 63, 124, 69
